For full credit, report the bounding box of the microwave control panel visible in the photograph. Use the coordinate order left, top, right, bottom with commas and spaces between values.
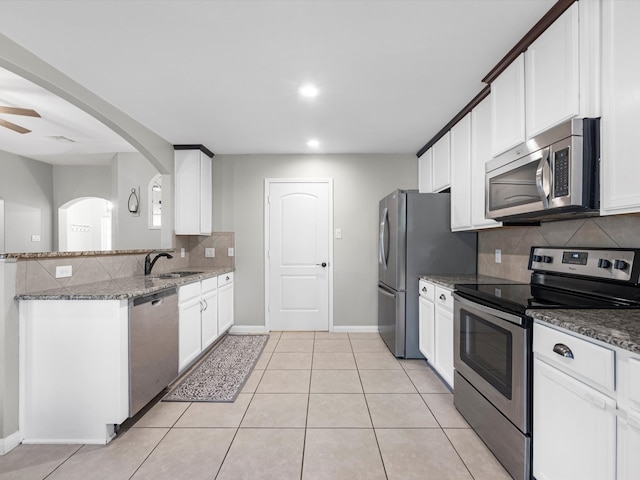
553, 148, 570, 197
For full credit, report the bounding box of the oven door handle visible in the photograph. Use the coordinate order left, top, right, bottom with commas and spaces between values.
453, 293, 524, 326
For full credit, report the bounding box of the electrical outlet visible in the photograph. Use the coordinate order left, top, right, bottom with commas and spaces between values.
335, 228, 342, 239
228, 247, 235, 257
205, 248, 215, 258
495, 249, 502, 264
31, 235, 41, 242
55, 265, 72, 278
180, 247, 186, 258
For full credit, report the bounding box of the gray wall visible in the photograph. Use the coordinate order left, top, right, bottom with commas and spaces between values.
52, 164, 112, 251
1, 150, 53, 252
211, 153, 418, 328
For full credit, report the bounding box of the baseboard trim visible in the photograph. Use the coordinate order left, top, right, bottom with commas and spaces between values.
0, 430, 21, 455
229, 325, 269, 334
332, 325, 380, 333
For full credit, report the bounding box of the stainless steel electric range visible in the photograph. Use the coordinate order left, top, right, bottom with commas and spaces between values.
452, 246, 640, 480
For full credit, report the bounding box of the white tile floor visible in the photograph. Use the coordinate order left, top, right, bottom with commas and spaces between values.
0, 332, 512, 480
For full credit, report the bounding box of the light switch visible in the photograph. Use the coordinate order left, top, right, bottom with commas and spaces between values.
55, 265, 72, 278
335, 228, 342, 239
205, 248, 215, 257
495, 249, 502, 264
31, 235, 41, 242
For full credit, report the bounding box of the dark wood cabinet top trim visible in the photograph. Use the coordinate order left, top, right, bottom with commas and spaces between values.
174, 144, 215, 158
416, 85, 490, 158
482, 0, 576, 84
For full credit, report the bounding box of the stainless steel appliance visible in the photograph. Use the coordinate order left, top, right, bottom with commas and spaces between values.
486, 118, 600, 222
453, 246, 640, 480
378, 190, 477, 358
129, 287, 179, 416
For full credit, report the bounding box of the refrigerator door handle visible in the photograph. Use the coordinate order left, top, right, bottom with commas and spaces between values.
379, 207, 389, 269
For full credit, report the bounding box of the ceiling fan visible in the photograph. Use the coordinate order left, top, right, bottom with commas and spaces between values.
0, 106, 41, 134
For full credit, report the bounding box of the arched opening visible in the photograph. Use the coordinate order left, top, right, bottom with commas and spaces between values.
59, 197, 113, 252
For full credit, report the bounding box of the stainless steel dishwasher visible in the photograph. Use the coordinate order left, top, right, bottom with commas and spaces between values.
129, 287, 179, 416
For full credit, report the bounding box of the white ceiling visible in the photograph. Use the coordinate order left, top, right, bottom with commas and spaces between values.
0, 0, 555, 158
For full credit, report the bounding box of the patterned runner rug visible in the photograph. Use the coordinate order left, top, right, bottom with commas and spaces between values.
164, 334, 268, 402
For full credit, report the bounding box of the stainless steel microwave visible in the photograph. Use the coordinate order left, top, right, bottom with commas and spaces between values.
485, 118, 600, 222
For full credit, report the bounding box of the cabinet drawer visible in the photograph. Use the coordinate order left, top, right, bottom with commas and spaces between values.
533, 323, 615, 394
419, 279, 435, 302
434, 286, 454, 311
201, 276, 218, 294
178, 282, 201, 304
218, 272, 234, 287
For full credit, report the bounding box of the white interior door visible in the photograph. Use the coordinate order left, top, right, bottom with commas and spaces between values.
266, 180, 332, 331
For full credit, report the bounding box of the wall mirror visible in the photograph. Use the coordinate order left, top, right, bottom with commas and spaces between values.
0, 66, 170, 255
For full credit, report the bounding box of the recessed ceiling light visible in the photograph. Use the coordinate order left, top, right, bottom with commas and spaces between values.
298, 84, 320, 98
307, 139, 320, 148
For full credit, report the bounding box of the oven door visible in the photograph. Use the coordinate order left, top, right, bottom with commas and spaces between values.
453, 293, 530, 433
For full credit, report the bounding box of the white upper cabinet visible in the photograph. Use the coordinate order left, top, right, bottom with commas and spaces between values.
431, 132, 451, 192
418, 147, 433, 193
450, 113, 471, 231
491, 54, 526, 157
601, 0, 640, 215
525, 3, 580, 137
471, 97, 501, 230
175, 148, 212, 235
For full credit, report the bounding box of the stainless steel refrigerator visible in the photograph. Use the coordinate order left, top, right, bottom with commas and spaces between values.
378, 190, 477, 358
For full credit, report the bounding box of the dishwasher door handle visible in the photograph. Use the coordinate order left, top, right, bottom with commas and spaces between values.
151, 298, 164, 306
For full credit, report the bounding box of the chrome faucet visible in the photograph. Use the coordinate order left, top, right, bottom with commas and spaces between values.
144, 251, 173, 275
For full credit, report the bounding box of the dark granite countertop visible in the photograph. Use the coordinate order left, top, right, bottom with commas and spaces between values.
15, 267, 233, 301
528, 309, 640, 354
419, 274, 524, 290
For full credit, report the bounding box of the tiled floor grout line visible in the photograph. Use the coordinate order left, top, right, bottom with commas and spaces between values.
126, 426, 173, 480
442, 428, 479, 480
41, 444, 83, 480
351, 332, 390, 480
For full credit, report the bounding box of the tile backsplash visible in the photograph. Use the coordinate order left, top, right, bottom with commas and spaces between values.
478, 213, 640, 282
15, 232, 235, 294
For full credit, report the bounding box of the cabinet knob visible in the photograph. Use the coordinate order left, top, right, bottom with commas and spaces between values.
226, 276, 230, 281
421, 287, 427, 292
439, 294, 446, 301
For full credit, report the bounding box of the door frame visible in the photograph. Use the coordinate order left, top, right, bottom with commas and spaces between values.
264, 178, 334, 332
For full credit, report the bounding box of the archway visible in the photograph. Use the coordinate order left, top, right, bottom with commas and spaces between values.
59, 197, 113, 252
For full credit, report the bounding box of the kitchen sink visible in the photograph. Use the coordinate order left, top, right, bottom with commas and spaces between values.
151, 271, 203, 279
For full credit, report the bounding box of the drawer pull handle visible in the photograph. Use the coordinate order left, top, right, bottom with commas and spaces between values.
439, 294, 446, 301
553, 343, 574, 359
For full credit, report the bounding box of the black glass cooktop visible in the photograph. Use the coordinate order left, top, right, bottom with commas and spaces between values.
455, 283, 638, 315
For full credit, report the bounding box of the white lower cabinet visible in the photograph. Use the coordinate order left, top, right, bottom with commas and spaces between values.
533, 357, 616, 480
178, 282, 205, 371
532, 322, 640, 480
418, 280, 454, 389
178, 274, 232, 372
218, 273, 234, 334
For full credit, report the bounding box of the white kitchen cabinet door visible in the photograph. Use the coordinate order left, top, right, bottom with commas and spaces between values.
433, 305, 454, 389
431, 132, 451, 192
218, 274, 234, 334
533, 358, 616, 480
491, 53, 526, 157
618, 410, 640, 480
175, 149, 212, 235
470, 96, 500, 229
418, 295, 435, 362
418, 147, 433, 193
601, 0, 640, 215
178, 297, 202, 372
525, 3, 579, 138
201, 288, 218, 350
450, 113, 471, 231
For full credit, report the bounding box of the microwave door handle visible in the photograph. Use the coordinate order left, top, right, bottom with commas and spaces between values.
535, 148, 551, 208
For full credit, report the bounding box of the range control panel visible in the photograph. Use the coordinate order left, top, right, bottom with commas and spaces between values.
529, 247, 638, 283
